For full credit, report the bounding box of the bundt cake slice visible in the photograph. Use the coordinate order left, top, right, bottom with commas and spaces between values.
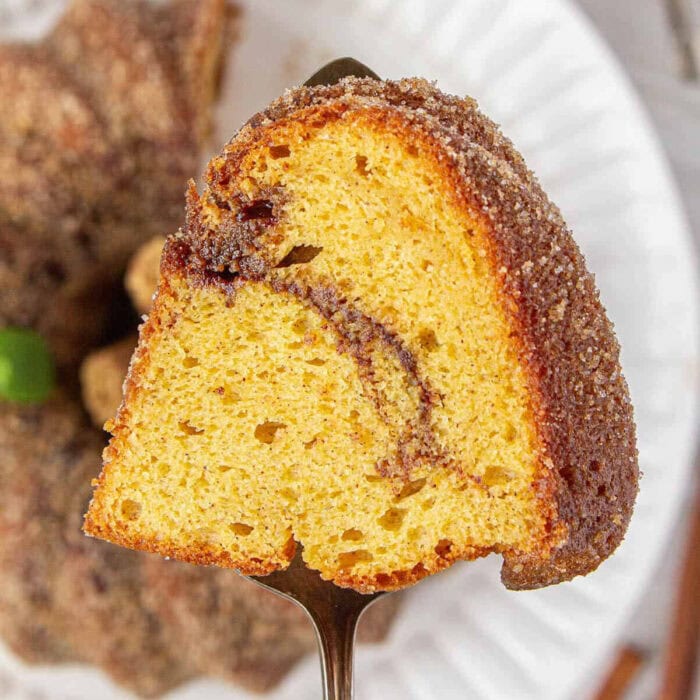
84, 77, 638, 592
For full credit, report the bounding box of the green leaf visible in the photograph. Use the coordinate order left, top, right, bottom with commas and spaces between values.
0, 327, 55, 404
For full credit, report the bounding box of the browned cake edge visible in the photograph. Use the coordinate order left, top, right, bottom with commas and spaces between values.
85, 78, 638, 591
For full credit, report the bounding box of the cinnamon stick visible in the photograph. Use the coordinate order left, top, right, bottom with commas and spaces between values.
659, 481, 700, 700
594, 646, 645, 700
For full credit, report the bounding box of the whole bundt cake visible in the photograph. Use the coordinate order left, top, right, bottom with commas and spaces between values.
85, 77, 639, 593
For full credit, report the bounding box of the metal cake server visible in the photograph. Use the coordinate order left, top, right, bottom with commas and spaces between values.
243, 59, 385, 700
303, 57, 379, 86
248, 548, 386, 700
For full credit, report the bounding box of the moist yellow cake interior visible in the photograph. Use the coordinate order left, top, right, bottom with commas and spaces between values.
96, 113, 553, 583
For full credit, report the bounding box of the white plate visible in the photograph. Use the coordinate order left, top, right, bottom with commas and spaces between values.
2, 1, 698, 699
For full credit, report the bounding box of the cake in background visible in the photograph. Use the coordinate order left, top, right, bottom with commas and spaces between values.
0, 1, 400, 696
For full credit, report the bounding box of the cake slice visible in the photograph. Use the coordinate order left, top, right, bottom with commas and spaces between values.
85, 77, 638, 592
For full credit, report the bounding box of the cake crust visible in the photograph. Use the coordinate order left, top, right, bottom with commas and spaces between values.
86, 78, 638, 591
